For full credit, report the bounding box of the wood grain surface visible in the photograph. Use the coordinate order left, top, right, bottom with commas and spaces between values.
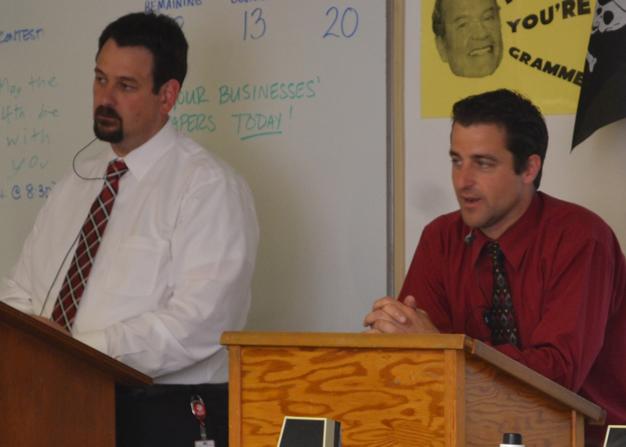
465, 357, 575, 447
238, 346, 449, 446
224, 333, 596, 447
0, 321, 115, 447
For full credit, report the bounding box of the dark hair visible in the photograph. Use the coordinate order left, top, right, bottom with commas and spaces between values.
97, 12, 188, 93
432, 0, 501, 39
452, 89, 548, 189
432, 0, 446, 38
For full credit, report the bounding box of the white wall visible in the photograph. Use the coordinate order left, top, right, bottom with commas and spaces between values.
404, 1, 626, 267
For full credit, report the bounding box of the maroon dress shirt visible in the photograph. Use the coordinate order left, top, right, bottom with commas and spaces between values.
400, 192, 626, 445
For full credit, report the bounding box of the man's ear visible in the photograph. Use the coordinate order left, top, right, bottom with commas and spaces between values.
159, 79, 181, 114
435, 36, 449, 63
522, 154, 542, 186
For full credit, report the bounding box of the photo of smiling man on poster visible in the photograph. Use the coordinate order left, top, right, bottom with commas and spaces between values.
421, 0, 593, 118
432, 0, 503, 78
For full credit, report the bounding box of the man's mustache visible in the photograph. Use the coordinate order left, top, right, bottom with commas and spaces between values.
94, 105, 121, 121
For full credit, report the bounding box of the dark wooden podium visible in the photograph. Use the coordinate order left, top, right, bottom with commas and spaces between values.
0, 302, 151, 447
221, 332, 605, 447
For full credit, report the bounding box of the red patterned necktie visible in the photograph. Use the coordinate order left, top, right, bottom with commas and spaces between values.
484, 241, 520, 347
51, 159, 128, 331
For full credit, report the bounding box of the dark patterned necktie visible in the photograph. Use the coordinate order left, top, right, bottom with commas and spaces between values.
484, 241, 520, 347
51, 159, 128, 331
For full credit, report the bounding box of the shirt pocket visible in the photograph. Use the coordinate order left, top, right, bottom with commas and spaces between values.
105, 236, 169, 297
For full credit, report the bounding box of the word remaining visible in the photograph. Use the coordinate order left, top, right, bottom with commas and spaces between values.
144, 0, 201, 12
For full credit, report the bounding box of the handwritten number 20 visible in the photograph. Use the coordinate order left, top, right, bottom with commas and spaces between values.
243, 8, 266, 40
324, 7, 359, 38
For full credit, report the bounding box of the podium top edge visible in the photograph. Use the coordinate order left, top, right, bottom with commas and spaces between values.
220, 331, 471, 350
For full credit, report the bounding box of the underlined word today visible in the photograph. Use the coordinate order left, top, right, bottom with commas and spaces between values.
231, 110, 287, 141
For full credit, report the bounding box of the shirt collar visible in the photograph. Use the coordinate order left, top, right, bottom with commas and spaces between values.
112, 121, 177, 181
469, 192, 544, 271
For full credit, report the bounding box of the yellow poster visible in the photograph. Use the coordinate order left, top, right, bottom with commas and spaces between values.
421, 0, 593, 117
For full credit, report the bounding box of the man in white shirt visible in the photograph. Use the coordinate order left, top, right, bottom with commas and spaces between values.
0, 12, 259, 446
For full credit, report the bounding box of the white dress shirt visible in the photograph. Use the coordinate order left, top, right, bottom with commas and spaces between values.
0, 122, 259, 384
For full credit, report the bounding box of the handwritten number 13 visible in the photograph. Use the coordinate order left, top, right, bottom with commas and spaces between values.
243, 8, 266, 40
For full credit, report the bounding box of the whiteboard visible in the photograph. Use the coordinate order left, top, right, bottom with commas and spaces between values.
0, 1, 388, 332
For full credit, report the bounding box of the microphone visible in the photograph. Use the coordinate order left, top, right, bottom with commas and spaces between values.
38, 233, 80, 320
464, 230, 474, 245
38, 137, 102, 319
72, 137, 108, 181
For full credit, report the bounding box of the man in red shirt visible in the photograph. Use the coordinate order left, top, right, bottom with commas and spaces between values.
364, 89, 626, 446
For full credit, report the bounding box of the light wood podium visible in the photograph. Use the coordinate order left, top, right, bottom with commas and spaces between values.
0, 302, 151, 447
221, 332, 605, 447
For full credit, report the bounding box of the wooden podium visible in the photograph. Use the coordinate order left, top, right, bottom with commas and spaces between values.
0, 302, 151, 447
221, 332, 605, 447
